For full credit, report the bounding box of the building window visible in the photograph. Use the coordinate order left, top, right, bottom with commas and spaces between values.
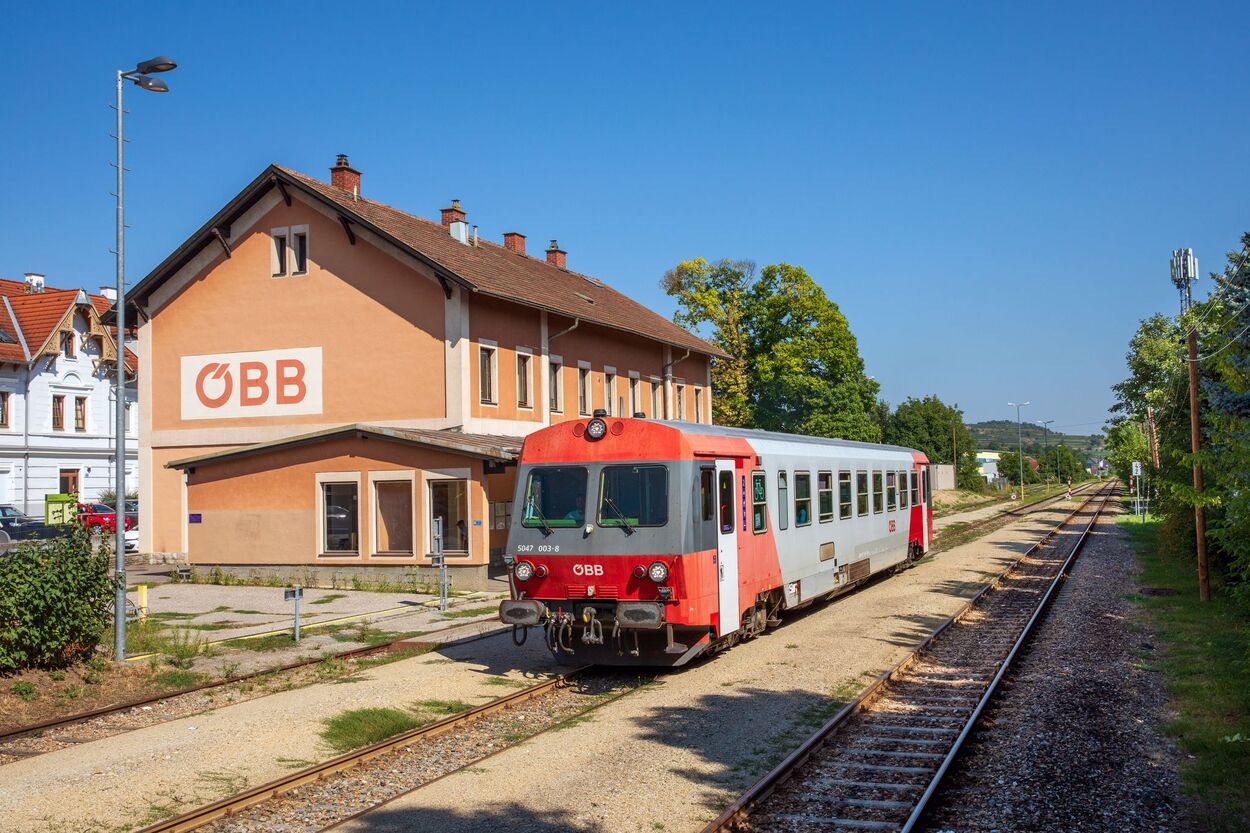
694, 387, 704, 423
675, 384, 686, 420
777, 471, 789, 530
578, 365, 590, 415
629, 375, 639, 416
794, 472, 812, 526
74, 396, 86, 432
856, 470, 869, 517
479, 344, 496, 404
292, 227, 309, 274
271, 228, 289, 276
374, 480, 413, 555
604, 368, 616, 416
549, 359, 562, 412
873, 471, 884, 514
0, 391, 9, 428
839, 471, 852, 519
430, 480, 469, 555
490, 500, 512, 530
124, 400, 133, 434
59, 468, 79, 495
817, 471, 833, 522
516, 352, 532, 408
910, 471, 919, 506
61, 331, 76, 358
322, 482, 359, 554
887, 472, 897, 511
651, 379, 663, 418
51, 394, 64, 431
751, 472, 768, 533
899, 471, 909, 509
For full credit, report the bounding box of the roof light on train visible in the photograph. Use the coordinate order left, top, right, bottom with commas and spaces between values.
513, 560, 536, 581
647, 561, 669, 583
585, 418, 608, 441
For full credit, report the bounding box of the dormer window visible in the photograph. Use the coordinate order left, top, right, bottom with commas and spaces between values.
61, 331, 75, 358
293, 228, 309, 274
272, 228, 288, 276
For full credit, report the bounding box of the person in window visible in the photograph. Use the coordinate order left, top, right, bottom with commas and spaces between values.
564, 489, 586, 524
456, 519, 468, 551
796, 504, 809, 525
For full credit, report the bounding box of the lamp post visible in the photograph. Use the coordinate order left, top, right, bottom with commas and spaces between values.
1039, 419, 1054, 483
1008, 401, 1029, 499
113, 55, 177, 662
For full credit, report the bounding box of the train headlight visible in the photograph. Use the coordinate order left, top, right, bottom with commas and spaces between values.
585, 418, 608, 441
647, 561, 669, 583
514, 560, 536, 581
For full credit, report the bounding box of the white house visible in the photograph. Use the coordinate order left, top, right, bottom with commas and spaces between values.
0, 273, 138, 515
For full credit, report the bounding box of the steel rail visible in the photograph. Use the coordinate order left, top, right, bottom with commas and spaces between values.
134, 666, 591, 833
700, 480, 1117, 833
0, 618, 507, 747
930, 481, 1092, 552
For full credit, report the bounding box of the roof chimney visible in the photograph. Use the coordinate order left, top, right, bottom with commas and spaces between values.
330, 154, 361, 195
546, 240, 566, 269
503, 231, 526, 255
24, 272, 44, 293
99, 286, 118, 303
441, 199, 465, 227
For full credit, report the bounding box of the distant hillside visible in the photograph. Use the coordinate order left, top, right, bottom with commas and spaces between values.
968, 420, 1105, 459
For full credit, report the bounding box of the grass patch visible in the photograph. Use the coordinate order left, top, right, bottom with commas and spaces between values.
150, 669, 207, 690
126, 620, 212, 666
231, 609, 265, 615
1120, 514, 1250, 832
440, 605, 498, 619
415, 698, 472, 716
482, 675, 530, 688
148, 611, 201, 621
320, 706, 423, 752
310, 594, 347, 605
234, 633, 298, 652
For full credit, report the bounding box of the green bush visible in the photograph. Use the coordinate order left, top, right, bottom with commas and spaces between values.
0, 529, 115, 671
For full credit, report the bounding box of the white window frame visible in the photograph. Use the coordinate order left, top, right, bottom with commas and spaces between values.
368, 470, 417, 559
649, 376, 663, 419
694, 387, 704, 424
271, 226, 290, 277
516, 346, 534, 409
628, 371, 640, 416
478, 338, 498, 406
315, 471, 363, 560
674, 382, 685, 421
422, 468, 473, 560
603, 366, 617, 416
290, 223, 310, 275
577, 361, 591, 416
548, 354, 563, 413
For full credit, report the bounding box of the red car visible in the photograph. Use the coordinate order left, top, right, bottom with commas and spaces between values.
77, 502, 134, 535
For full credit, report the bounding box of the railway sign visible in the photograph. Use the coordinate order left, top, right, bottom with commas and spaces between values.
1132, 461, 1142, 476
285, 585, 303, 643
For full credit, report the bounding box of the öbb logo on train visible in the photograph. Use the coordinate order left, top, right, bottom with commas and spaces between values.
572, 564, 605, 576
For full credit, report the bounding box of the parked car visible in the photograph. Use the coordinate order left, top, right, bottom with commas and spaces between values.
0, 504, 37, 537
77, 502, 134, 535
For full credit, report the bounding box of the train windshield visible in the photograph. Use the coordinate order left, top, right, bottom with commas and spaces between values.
522, 467, 588, 528
598, 465, 669, 528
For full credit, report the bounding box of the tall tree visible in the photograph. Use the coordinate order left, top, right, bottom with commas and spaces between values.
885, 395, 979, 488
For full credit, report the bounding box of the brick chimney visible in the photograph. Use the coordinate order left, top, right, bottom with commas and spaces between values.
503, 232, 526, 255
441, 200, 465, 227
546, 240, 566, 269
330, 154, 361, 194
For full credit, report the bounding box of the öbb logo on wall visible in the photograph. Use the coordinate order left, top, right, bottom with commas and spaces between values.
181, 347, 323, 420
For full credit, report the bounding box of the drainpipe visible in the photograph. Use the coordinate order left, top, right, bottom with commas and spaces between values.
22, 362, 30, 515
661, 348, 691, 421
548, 318, 579, 342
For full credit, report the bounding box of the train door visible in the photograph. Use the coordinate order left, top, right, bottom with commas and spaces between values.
715, 460, 740, 637
921, 465, 931, 548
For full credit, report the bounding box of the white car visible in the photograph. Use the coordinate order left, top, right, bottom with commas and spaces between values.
124, 528, 139, 552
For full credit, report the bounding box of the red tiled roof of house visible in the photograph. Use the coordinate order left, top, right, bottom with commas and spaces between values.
274, 166, 724, 358
0, 278, 136, 372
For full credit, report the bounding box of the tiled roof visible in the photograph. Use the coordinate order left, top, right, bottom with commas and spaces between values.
275, 166, 723, 358
0, 278, 136, 372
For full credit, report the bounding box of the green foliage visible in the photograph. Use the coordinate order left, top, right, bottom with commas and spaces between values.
10, 680, 36, 700
884, 395, 980, 488
997, 450, 1040, 486
967, 419, 1105, 458
662, 258, 879, 439
320, 706, 423, 752
97, 487, 139, 506
0, 529, 115, 671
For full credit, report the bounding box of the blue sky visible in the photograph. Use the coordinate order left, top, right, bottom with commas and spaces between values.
1, 2, 1246, 432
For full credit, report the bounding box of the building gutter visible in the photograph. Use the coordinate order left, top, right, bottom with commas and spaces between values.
548, 318, 580, 342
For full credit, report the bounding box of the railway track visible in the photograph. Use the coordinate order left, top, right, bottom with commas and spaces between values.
703, 480, 1118, 833
930, 481, 1092, 552
0, 617, 507, 763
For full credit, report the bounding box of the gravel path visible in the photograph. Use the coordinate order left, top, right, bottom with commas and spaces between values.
920, 500, 1189, 832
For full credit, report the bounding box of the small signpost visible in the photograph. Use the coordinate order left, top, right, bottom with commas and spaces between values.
432, 517, 448, 612
1132, 461, 1144, 521
285, 585, 303, 643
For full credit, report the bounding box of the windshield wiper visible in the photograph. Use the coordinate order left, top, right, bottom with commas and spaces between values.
602, 497, 635, 535
526, 500, 554, 536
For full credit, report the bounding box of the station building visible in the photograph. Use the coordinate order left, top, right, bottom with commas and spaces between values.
128, 156, 721, 586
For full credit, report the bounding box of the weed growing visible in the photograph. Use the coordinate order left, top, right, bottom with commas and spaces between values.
320, 706, 423, 752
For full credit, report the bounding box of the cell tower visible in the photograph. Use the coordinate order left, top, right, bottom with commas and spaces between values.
1170, 247, 1199, 314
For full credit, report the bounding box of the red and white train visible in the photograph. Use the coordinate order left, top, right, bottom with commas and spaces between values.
499, 414, 932, 665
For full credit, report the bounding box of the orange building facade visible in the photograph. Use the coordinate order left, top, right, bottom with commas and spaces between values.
129, 157, 720, 586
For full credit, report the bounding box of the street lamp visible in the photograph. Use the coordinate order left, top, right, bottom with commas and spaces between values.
113, 55, 176, 662
1008, 401, 1029, 499
1038, 419, 1054, 483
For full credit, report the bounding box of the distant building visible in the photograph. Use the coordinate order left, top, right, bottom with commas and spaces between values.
0, 273, 138, 513
975, 450, 999, 483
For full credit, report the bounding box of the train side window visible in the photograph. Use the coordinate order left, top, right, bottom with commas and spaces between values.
923, 469, 930, 504
887, 472, 897, 511
794, 472, 812, 526
872, 471, 884, 514
856, 471, 869, 516
718, 471, 734, 533
777, 471, 789, 530
817, 471, 833, 522
899, 471, 909, 509
910, 471, 919, 505
838, 471, 853, 519
751, 472, 768, 533
700, 469, 715, 522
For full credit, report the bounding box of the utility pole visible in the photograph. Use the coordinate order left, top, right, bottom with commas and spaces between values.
1039, 419, 1054, 483
1008, 401, 1029, 499
1173, 248, 1209, 602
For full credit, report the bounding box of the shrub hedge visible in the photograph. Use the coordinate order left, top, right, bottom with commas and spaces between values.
0, 529, 115, 671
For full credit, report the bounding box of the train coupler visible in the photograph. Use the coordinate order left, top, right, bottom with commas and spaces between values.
581, 607, 605, 645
